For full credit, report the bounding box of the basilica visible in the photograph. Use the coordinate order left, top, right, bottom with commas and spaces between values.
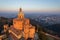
4, 8, 35, 40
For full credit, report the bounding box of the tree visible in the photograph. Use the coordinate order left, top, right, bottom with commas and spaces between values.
37, 25, 47, 40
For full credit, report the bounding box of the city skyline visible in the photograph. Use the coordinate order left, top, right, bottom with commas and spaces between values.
0, 0, 60, 12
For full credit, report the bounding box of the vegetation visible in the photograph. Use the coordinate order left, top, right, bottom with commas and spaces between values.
30, 19, 48, 40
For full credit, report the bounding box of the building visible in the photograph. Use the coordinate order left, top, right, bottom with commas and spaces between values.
4, 8, 35, 40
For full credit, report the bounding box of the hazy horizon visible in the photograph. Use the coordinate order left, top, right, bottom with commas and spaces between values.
0, 11, 60, 18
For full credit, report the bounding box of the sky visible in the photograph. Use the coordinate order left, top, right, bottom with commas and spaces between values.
0, 0, 60, 12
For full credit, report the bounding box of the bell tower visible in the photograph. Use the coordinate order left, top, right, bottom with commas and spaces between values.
18, 8, 24, 19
